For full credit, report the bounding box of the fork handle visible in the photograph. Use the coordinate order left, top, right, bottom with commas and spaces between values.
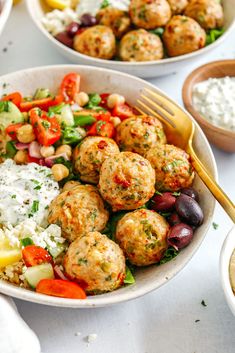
189, 147, 235, 223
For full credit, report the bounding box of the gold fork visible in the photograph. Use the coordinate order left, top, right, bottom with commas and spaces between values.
136, 88, 235, 223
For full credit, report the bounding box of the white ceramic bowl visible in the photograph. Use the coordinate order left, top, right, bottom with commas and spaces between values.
26, 0, 235, 78
0, 0, 12, 37
0, 65, 217, 307
220, 225, 235, 315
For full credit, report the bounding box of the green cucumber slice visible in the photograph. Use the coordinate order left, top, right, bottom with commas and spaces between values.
0, 101, 24, 129
24, 263, 54, 289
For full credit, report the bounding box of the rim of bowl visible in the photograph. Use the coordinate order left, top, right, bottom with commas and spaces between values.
220, 225, 235, 315
182, 60, 235, 138
25, 0, 235, 68
0, 64, 217, 307
0, 0, 12, 32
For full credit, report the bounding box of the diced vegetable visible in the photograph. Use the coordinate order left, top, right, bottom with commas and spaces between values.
5, 123, 24, 140
54, 265, 68, 280
46, 242, 67, 259
74, 114, 96, 127
1, 92, 22, 107
5, 141, 17, 158
59, 104, 74, 126
85, 93, 101, 109
33, 88, 51, 100
62, 126, 85, 145
0, 101, 24, 129
87, 120, 115, 138
24, 263, 54, 288
124, 266, 135, 284
60, 73, 80, 103
112, 103, 134, 120
36, 279, 87, 299
20, 238, 34, 247
29, 108, 61, 146
20, 95, 63, 112
22, 245, 53, 267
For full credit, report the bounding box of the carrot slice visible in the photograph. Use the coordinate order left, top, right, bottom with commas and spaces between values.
36, 279, 87, 299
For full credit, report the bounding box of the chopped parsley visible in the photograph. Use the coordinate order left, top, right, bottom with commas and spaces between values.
212, 222, 219, 230
201, 300, 207, 307
31, 200, 39, 213
195, 319, 200, 323
100, 0, 110, 9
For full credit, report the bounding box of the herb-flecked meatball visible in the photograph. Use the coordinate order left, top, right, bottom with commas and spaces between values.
116, 209, 169, 266
119, 29, 164, 62
163, 15, 206, 57
64, 231, 126, 293
184, 0, 224, 30
73, 136, 120, 184
98, 152, 155, 211
116, 115, 166, 156
73, 25, 116, 60
96, 7, 131, 38
167, 0, 189, 14
48, 185, 109, 242
62, 180, 81, 192
145, 144, 194, 191
129, 0, 171, 29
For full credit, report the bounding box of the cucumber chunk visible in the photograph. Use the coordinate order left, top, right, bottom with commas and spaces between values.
0, 101, 24, 129
24, 263, 54, 289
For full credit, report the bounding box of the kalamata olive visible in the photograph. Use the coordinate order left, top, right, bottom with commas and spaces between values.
150, 192, 176, 212
55, 32, 73, 48
167, 223, 194, 250
80, 13, 97, 27
66, 22, 80, 38
168, 212, 181, 226
181, 187, 199, 201
175, 194, 204, 226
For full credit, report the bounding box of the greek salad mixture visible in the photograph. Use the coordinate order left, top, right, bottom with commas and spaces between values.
42, 0, 225, 62
0, 72, 204, 299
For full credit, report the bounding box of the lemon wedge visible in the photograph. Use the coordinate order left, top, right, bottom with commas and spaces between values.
45, 0, 71, 10
0, 237, 21, 268
229, 250, 235, 293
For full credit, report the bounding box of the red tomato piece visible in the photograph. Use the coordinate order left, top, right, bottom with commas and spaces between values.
60, 73, 80, 103
5, 123, 24, 140
94, 110, 111, 122
99, 93, 110, 109
112, 103, 134, 120
29, 108, 61, 146
87, 120, 115, 138
2, 92, 22, 107
22, 245, 53, 267
20, 95, 63, 112
36, 279, 87, 299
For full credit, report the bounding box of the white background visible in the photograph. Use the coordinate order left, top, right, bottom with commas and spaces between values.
0, 2, 235, 353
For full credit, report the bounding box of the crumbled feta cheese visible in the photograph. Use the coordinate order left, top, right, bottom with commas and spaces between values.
42, 8, 79, 36
76, 0, 130, 17
192, 77, 235, 131
86, 334, 98, 343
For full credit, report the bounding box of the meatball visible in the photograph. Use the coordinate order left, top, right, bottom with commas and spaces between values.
99, 152, 155, 211
119, 29, 164, 62
73, 25, 116, 60
116, 115, 166, 156
184, 0, 224, 30
62, 180, 81, 192
73, 137, 120, 184
48, 185, 109, 242
168, 0, 188, 14
64, 231, 126, 293
129, 0, 171, 29
163, 15, 206, 57
96, 7, 131, 38
116, 209, 169, 266
145, 144, 194, 191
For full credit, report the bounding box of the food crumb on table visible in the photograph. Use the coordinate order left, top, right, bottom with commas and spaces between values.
86, 333, 98, 343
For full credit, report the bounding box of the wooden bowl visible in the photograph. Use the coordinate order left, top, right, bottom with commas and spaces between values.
182, 60, 235, 153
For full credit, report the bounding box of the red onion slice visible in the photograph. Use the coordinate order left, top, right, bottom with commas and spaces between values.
29, 141, 42, 159
15, 142, 29, 150
44, 153, 69, 168
54, 265, 68, 281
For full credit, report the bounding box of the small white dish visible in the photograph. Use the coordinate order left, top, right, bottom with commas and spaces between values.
26, 0, 235, 78
0, 65, 217, 307
0, 0, 12, 37
220, 225, 235, 316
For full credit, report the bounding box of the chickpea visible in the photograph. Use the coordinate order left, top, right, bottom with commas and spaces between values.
40, 145, 55, 158
14, 150, 28, 164
55, 145, 72, 159
16, 124, 35, 143
110, 116, 121, 127
107, 94, 125, 109
74, 92, 89, 107
51, 164, 69, 182
62, 180, 81, 192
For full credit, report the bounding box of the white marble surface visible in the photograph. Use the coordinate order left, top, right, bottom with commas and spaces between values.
0, 2, 235, 353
